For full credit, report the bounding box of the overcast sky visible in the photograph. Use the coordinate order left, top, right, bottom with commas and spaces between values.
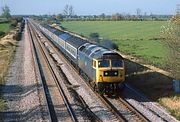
0, 0, 179, 15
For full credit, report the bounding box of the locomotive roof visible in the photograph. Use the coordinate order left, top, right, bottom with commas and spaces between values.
66, 36, 88, 48
79, 43, 123, 59
93, 50, 123, 59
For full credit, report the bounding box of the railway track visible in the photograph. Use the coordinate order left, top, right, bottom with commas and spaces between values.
30, 20, 149, 122
92, 88, 149, 121
117, 96, 148, 121
27, 22, 77, 122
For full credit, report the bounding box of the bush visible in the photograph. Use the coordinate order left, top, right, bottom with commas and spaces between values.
10, 19, 18, 28
16, 19, 25, 41
161, 14, 180, 80
0, 31, 5, 37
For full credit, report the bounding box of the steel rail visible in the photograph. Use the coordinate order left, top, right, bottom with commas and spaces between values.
117, 97, 149, 122
27, 22, 58, 122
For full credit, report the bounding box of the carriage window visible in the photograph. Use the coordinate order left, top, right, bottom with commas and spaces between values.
112, 59, 123, 67
98, 60, 110, 67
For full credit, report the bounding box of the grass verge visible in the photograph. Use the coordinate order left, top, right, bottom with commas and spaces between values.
159, 96, 180, 120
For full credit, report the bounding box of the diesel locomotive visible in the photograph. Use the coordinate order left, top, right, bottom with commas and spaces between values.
32, 20, 125, 93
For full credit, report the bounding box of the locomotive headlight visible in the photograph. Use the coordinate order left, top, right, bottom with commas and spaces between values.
105, 72, 108, 76
114, 72, 117, 75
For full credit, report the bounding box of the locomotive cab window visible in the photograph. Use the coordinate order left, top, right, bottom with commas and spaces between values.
98, 60, 110, 67
112, 59, 123, 67
93, 60, 96, 68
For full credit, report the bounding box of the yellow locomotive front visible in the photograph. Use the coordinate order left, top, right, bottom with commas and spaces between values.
97, 59, 125, 83
93, 57, 125, 93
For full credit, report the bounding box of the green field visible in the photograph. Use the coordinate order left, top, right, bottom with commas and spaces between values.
0, 23, 11, 32
62, 21, 168, 67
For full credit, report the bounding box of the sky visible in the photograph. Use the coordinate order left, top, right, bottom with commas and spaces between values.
0, 0, 179, 15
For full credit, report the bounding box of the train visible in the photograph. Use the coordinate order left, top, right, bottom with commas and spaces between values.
31, 20, 125, 94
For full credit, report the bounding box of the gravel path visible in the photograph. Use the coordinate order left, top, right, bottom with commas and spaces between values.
1, 23, 43, 121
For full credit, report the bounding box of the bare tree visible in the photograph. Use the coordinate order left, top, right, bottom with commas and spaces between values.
69, 5, 74, 16
63, 4, 74, 18
63, 4, 69, 16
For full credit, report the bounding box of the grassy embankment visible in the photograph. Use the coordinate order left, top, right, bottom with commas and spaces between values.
0, 22, 15, 111
0, 23, 11, 33
61, 21, 180, 120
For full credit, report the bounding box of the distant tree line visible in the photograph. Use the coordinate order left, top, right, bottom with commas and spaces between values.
62, 6, 171, 21
36, 13, 172, 23
32, 13, 172, 27
31, 5, 172, 24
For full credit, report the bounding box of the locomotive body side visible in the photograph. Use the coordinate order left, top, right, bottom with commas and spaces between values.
78, 43, 96, 82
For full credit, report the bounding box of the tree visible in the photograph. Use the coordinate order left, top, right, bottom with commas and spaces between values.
161, 12, 180, 80
63, 4, 74, 18
63, 5, 69, 16
136, 8, 141, 19
1, 5, 11, 19
111, 13, 123, 21
136, 8, 141, 16
69, 5, 74, 16
100, 13, 106, 20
